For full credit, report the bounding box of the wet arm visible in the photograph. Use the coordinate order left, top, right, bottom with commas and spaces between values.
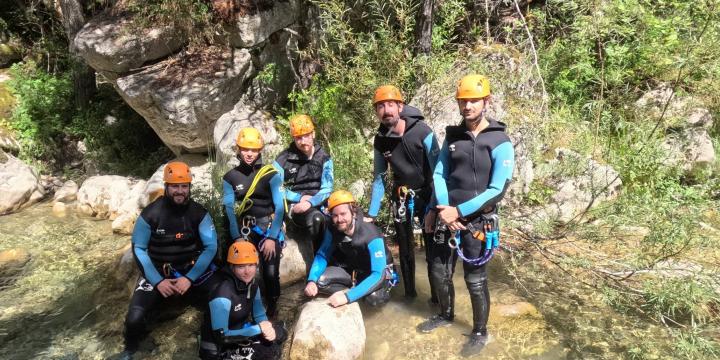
209, 297, 262, 337
308, 230, 333, 283
433, 140, 451, 207
223, 180, 240, 240
267, 169, 285, 240
309, 159, 334, 207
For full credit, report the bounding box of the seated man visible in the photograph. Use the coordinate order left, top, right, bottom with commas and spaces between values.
275, 114, 333, 252
304, 190, 397, 307
121, 162, 220, 359
199, 241, 287, 360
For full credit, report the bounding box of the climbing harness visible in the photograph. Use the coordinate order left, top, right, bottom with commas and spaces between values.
386, 265, 399, 291
241, 215, 286, 249
395, 186, 415, 223
240, 216, 256, 240
235, 164, 278, 216
435, 214, 501, 266
162, 262, 218, 285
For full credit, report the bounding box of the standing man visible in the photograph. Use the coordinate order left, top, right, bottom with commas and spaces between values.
419, 75, 514, 357
304, 190, 396, 308
366, 85, 440, 300
122, 161, 219, 358
275, 114, 334, 252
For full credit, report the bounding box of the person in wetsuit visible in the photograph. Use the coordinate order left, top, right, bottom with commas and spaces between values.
366, 85, 440, 300
275, 114, 333, 252
418, 75, 515, 357
121, 161, 220, 358
304, 190, 397, 307
199, 241, 287, 360
222, 127, 285, 318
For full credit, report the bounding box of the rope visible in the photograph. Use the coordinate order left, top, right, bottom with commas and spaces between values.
235, 164, 278, 215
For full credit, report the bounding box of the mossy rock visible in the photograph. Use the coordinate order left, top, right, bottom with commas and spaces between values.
0, 43, 20, 67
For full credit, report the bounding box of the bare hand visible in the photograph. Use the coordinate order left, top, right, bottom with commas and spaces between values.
424, 210, 436, 233
304, 282, 318, 297
363, 216, 374, 223
447, 221, 467, 231
327, 291, 349, 307
156, 279, 178, 298
259, 321, 276, 341
437, 205, 461, 225
174, 277, 192, 295
260, 239, 277, 260
292, 200, 311, 214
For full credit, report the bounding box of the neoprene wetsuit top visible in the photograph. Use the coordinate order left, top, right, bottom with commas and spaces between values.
206, 268, 267, 337
274, 143, 334, 206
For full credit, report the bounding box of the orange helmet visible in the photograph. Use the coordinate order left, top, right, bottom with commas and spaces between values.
163, 162, 192, 184
456, 74, 491, 100
289, 114, 315, 137
328, 190, 355, 211
227, 241, 259, 265
373, 85, 403, 105
236, 127, 264, 150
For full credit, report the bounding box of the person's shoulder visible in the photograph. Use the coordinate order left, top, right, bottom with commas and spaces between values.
139, 197, 164, 221
187, 200, 210, 220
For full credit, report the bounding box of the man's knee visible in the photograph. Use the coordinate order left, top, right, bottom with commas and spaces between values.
364, 288, 391, 307
464, 267, 487, 290
317, 267, 352, 294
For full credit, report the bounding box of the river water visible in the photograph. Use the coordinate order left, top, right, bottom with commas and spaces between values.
0, 203, 675, 359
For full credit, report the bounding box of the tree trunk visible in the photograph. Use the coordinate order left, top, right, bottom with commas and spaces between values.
413, 0, 435, 56
58, 0, 96, 109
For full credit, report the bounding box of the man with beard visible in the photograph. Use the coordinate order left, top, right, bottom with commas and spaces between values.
304, 190, 396, 308
275, 114, 333, 252
366, 85, 440, 300
120, 161, 220, 359
419, 75, 514, 357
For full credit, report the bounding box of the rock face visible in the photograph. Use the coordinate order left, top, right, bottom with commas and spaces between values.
213, 101, 280, 163
227, 0, 298, 48
0, 152, 45, 215
73, 14, 185, 76
76, 175, 147, 234
636, 85, 716, 171
290, 298, 366, 360
278, 238, 313, 287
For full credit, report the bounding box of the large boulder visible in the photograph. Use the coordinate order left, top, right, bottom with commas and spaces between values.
0, 152, 45, 215
114, 47, 254, 154
213, 101, 279, 163
279, 238, 313, 287
142, 154, 216, 207
76, 175, 147, 234
226, 0, 299, 48
73, 14, 186, 76
115, 244, 139, 296
290, 298, 365, 360
53, 180, 79, 203
0, 42, 21, 68
636, 85, 716, 171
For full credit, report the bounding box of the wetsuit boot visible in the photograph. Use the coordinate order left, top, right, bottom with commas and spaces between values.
461, 267, 491, 356
308, 209, 326, 252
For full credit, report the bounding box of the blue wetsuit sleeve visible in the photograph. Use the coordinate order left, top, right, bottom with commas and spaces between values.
346, 238, 386, 303
132, 216, 164, 286
267, 168, 285, 240
209, 297, 262, 337
308, 230, 333, 282
433, 140, 451, 207
423, 132, 440, 170
457, 141, 515, 217
252, 289, 269, 323
185, 213, 218, 281
309, 159, 334, 207
223, 180, 240, 240
368, 149, 387, 217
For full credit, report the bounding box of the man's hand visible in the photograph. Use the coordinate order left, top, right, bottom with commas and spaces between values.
259, 320, 276, 341
327, 291, 349, 308
437, 205, 461, 225
424, 210, 436, 234
447, 221, 467, 231
174, 277, 192, 295
292, 200, 311, 214
304, 282, 318, 297
260, 239, 277, 260
363, 216, 374, 223
156, 279, 178, 298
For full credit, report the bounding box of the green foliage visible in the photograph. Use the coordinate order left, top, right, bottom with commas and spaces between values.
642, 277, 717, 324
123, 0, 220, 46
672, 327, 720, 359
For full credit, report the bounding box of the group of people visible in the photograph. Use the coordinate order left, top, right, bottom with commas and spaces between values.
119, 74, 515, 359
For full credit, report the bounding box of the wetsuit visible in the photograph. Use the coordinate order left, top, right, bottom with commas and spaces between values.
275, 143, 333, 252
125, 195, 220, 352
199, 268, 287, 360
431, 118, 514, 336
369, 105, 439, 298
308, 210, 395, 306
222, 157, 284, 317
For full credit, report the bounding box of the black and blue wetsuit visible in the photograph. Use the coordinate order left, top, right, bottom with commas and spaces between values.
275, 143, 333, 251
222, 157, 285, 317
124, 195, 220, 352
369, 105, 439, 298
199, 269, 286, 360
431, 118, 514, 335
308, 211, 395, 306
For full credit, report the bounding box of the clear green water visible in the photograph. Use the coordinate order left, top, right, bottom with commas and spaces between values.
0, 203, 674, 359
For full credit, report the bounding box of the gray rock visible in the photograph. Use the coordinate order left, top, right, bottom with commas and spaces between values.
53, 180, 79, 203
349, 180, 367, 202
227, 0, 298, 48
114, 47, 254, 154
73, 14, 186, 75
142, 154, 217, 208
76, 175, 146, 221
213, 101, 279, 163
0, 127, 20, 154
662, 128, 716, 171
290, 298, 365, 360
0, 152, 44, 215
279, 238, 313, 287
